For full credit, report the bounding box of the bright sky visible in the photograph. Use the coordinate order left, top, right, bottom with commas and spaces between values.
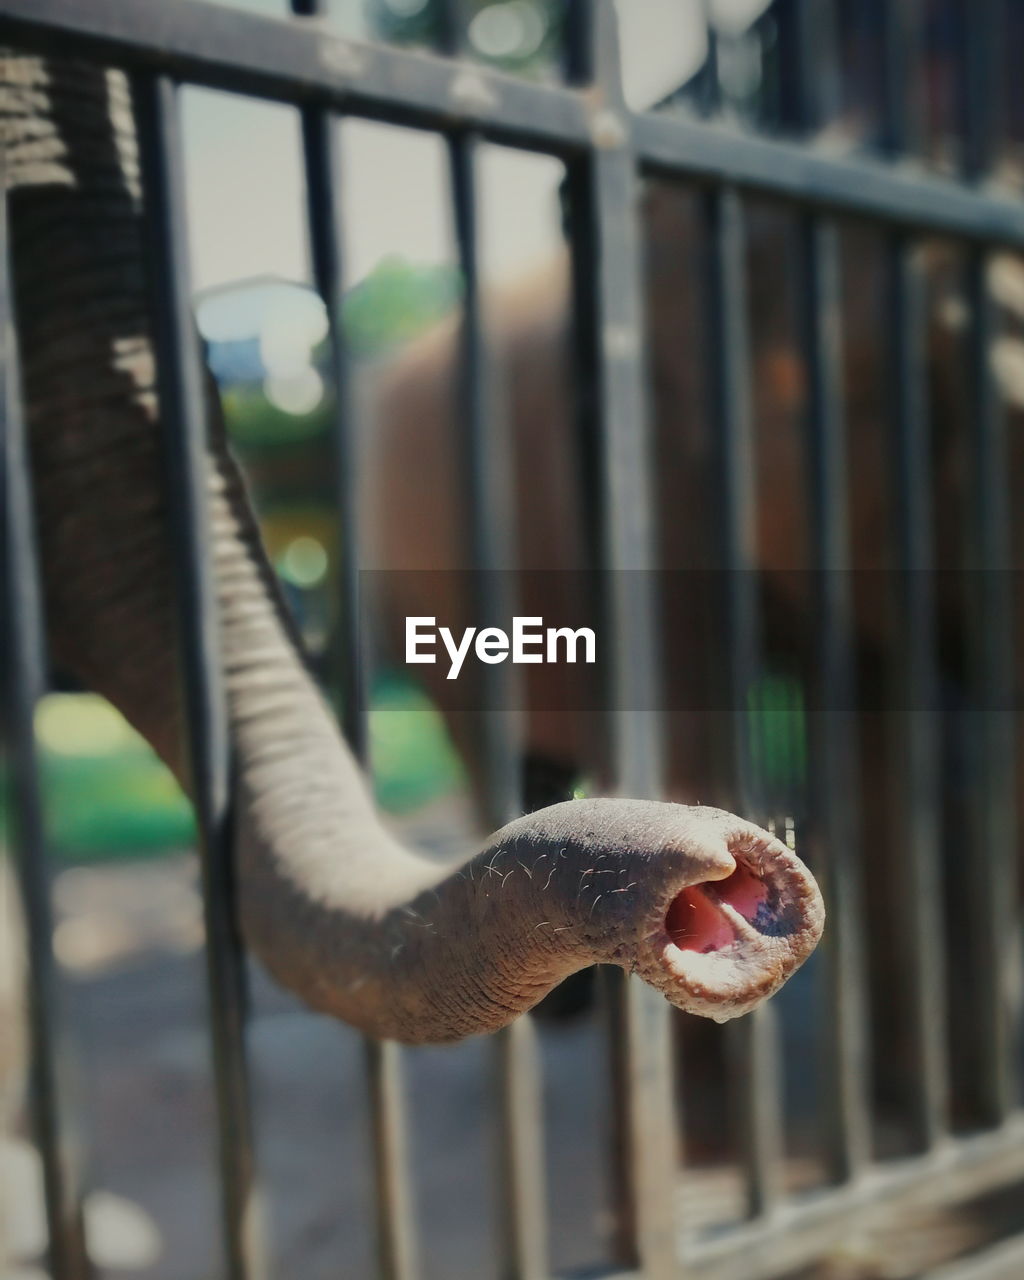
181, 0, 759, 296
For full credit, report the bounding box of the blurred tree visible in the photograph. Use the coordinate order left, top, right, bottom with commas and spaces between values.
340, 255, 460, 356
365, 0, 562, 75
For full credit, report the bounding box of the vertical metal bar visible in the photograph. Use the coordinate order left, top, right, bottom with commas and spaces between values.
490, 1013, 547, 1280
800, 214, 872, 1183
132, 73, 264, 1280
879, 0, 925, 158
435, 5, 520, 830
561, 0, 593, 87
434, 9, 549, 1278
774, 0, 842, 134
586, 127, 678, 1280
291, 5, 419, 1274
704, 182, 784, 1219
563, 0, 617, 92
364, 1038, 419, 1280
1, 161, 92, 1280
960, 0, 1018, 1127
962, 0, 1003, 184
446, 131, 522, 817
450, 126, 548, 1280
291, 6, 421, 1276
704, 190, 757, 818
453, 135, 548, 1280
567, 0, 665, 875
692, 0, 722, 119
434, 0, 462, 63
561, 0, 604, 620
293, 0, 366, 758
885, 233, 950, 1150
565, 5, 678, 1276
878, 0, 949, 1152
785, 0, 872, 1186
960, 244, 1018, 1127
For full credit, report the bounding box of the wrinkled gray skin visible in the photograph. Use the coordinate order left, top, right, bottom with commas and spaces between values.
2, 55, 824, 1045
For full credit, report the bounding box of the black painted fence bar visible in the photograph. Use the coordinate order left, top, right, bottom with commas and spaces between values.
961, 0, 1020, 1130
878, 0, 949, 1156
885, 233, 950, 1151
431, 9, 550, 1277
562, 7, 677, 1275
787, 0, 872, 1188
2, 150, 92, 1280
431, 8, 551, 1273
962, 243, 1019, 1130
133, 71, 265, 1280
799, 213, 872, 1184
443, 53, 550, 1280
562, 13, 677, 1266
288, 4, 421, 1276
703, 181, 785, 1220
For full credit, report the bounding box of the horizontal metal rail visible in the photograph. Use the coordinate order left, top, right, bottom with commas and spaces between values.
635, 113, 1024, 242
928, 1233, 1024, 1280
0, 0, 592, 150
2, 0, 1024, 246
679, 1113, 1024, 1280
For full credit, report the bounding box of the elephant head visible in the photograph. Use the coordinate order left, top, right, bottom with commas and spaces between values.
2, 50, 824, 1044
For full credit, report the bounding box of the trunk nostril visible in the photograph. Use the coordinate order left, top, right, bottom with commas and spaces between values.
665, 858, 774, 953
666, 885, 735, 953
709, 858, 771, 922
650, 830, 822, 1022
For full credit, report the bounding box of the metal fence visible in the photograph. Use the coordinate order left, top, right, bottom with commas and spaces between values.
2, 1, 1023, 1278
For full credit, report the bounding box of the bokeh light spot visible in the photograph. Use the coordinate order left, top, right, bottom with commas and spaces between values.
469, 3, 545, 61
279, 536, 329, 588
263, 367, 324, 415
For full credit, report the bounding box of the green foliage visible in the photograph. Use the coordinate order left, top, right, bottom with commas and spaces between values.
340, 255, 460, 357
37, 750, 197, 861
221, 384, 329, 445
1, 679, 464, 865
369, 672, 466, 812
747, 672, 807, 797
13, 695, 197, 861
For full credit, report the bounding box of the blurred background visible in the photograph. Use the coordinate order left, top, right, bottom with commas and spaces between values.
5, 1, 1024, 1278
19, 0, 1024, 865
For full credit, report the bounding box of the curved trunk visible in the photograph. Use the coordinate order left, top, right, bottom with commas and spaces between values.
3, 53, 823, 1044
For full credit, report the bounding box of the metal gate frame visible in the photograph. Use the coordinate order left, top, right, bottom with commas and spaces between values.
3, 2, 1023, 1278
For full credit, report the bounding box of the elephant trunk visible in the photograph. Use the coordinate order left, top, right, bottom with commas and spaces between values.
4, 53, 824, 1043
